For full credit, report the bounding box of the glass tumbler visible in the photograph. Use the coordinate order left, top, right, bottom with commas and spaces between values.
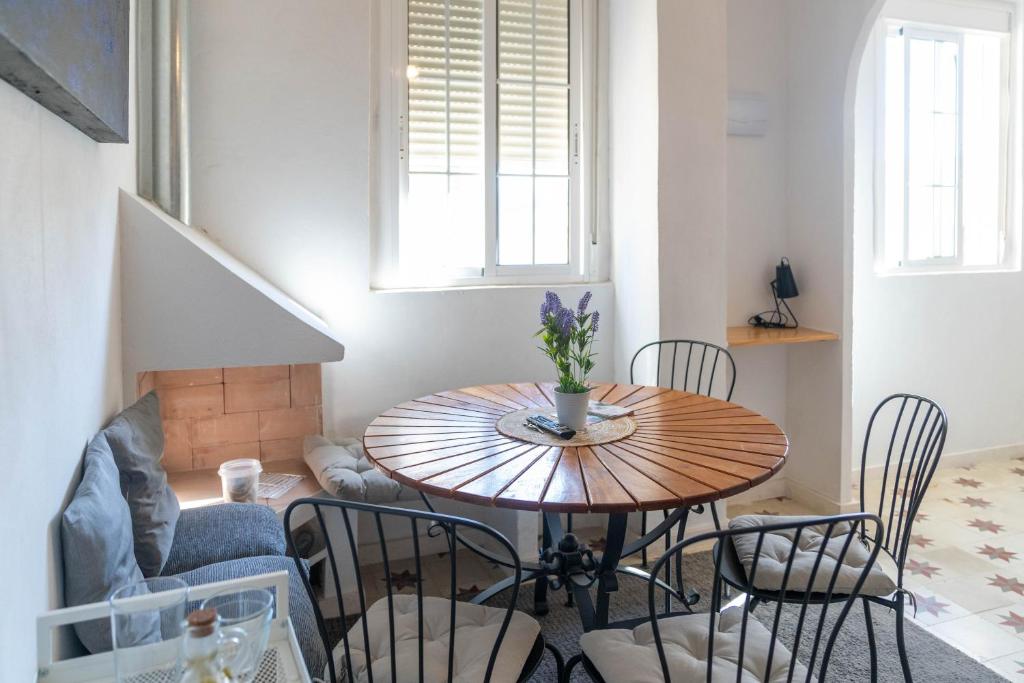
110, 576, 189, 682
200, 587, 275, 682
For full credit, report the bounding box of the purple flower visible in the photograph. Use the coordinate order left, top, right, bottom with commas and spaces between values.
540, 290, 563, 324
556, 307, 574, 336
591, 311, 600, 334
577, 291, 593, 316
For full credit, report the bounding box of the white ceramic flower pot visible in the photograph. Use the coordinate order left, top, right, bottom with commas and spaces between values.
554, 388, 591, 430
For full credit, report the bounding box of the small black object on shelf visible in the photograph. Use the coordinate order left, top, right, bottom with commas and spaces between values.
749, 257, 799, 329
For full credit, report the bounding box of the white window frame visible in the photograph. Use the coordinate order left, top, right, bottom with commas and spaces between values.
873, 0, 1018, 275
374, 0, 596, 290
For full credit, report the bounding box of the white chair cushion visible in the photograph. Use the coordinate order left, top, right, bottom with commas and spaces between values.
330, 594, 540, 683
304, 436, 419, 504
729, 515, 896, 597
580, 608, 810, 683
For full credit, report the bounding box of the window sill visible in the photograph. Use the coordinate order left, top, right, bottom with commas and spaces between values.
874, 265, 1021, 277
371, 280, 610, 295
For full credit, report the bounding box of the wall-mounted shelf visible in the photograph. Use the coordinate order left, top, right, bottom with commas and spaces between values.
727, 325, 839, 348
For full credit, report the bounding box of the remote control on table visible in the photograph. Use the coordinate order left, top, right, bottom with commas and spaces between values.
526, 414, 576, 440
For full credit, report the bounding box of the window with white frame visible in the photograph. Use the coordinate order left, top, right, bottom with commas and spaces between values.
876, 1, 1016, 272
376, 0, 592, 288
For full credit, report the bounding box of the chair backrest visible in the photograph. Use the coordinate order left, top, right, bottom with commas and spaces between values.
649, 513, 884, 683
858, 393, 947, 573
630, 340, 737, 400
284, 498, 523, 683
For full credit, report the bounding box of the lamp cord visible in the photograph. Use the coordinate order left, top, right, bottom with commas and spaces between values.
748, 282, 799, 329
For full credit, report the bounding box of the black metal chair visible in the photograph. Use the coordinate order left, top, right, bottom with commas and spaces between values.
562, 512, 885, 683
284, 497, 563, 683
723, 394, 947, 682
630, 340, 737, 565
858, 394, 947, 681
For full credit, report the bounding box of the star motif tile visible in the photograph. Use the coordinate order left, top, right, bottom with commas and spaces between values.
959, 464, 977, 471
988, 574, 1024, 595
999, 611, 1024, 634
913, 593, 950, 617
909, 534, 933, 549
906, 558, 942, 579
385, 569, 421, 591
961, 496, 992, 509
978, 545, 1018, 562
954, 477, 983, 488
1012, 467, 1024, 477
916, 512, 930, 522
968, 518, 1004, 534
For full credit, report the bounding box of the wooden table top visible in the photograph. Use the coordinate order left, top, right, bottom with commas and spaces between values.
362, 383, 788, 514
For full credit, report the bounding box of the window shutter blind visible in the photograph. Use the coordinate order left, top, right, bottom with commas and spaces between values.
407, 0, 485, 174
498, 0, 569, 175
497, 0, 571, 265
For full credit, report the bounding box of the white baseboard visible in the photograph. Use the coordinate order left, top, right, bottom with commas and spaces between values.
724, 478, 788, 506
786, 478, 847, 514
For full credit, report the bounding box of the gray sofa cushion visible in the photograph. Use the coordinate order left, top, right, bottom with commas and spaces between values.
103, 391, 180, 576
171, 555, 325, 680
160, 503, 286, 576
729, 515, 896, 596
304, 436, 417, 504
61, 433, 156, 653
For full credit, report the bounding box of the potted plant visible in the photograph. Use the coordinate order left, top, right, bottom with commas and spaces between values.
536, 291, 599, 430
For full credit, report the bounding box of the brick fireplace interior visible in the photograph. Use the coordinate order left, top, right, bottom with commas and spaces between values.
136, 364, 323, 472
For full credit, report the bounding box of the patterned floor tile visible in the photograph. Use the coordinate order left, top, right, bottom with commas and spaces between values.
985, 651, 1024, 682
920, 546, 1003, 578
923, 576, 1022, 614
906, 587, 972, 626
978, 544, 1019, 564
929, 614, 1024, 661
989, 575, 1024, 597
996, 610, 1024, 635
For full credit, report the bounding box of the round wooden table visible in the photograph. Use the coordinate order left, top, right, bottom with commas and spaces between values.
363, 382, 787, 628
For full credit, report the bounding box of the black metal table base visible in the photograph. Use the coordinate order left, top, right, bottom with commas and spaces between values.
470, 508, 698, 630
417, 491, 700, 630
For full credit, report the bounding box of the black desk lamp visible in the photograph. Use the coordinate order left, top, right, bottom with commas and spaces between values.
749, 257, 799, 329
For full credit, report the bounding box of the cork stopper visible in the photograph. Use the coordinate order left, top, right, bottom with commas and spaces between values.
186, 608, 218, 637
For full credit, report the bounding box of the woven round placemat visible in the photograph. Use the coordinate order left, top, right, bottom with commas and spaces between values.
495, 408, 637, 447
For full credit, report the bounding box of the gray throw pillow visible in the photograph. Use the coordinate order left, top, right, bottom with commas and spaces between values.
103, 391, 180, 576
62, 433, 158, 652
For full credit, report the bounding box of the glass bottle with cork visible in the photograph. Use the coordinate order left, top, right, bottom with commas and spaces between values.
180, 608, 244, 683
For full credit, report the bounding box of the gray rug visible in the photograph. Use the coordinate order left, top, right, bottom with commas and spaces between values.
490, 551, 1008, 682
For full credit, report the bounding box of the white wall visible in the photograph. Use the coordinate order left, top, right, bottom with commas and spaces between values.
852, 11, 1024, 464
186, 0, 614, 439
726, 0, 790, 430
783, 0, 877, 509
607, 0, 660, 380
0, 24, 136, 680
657, 0, 728, 348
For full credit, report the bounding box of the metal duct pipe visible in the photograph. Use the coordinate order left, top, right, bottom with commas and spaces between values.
137, 0, 190, 225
